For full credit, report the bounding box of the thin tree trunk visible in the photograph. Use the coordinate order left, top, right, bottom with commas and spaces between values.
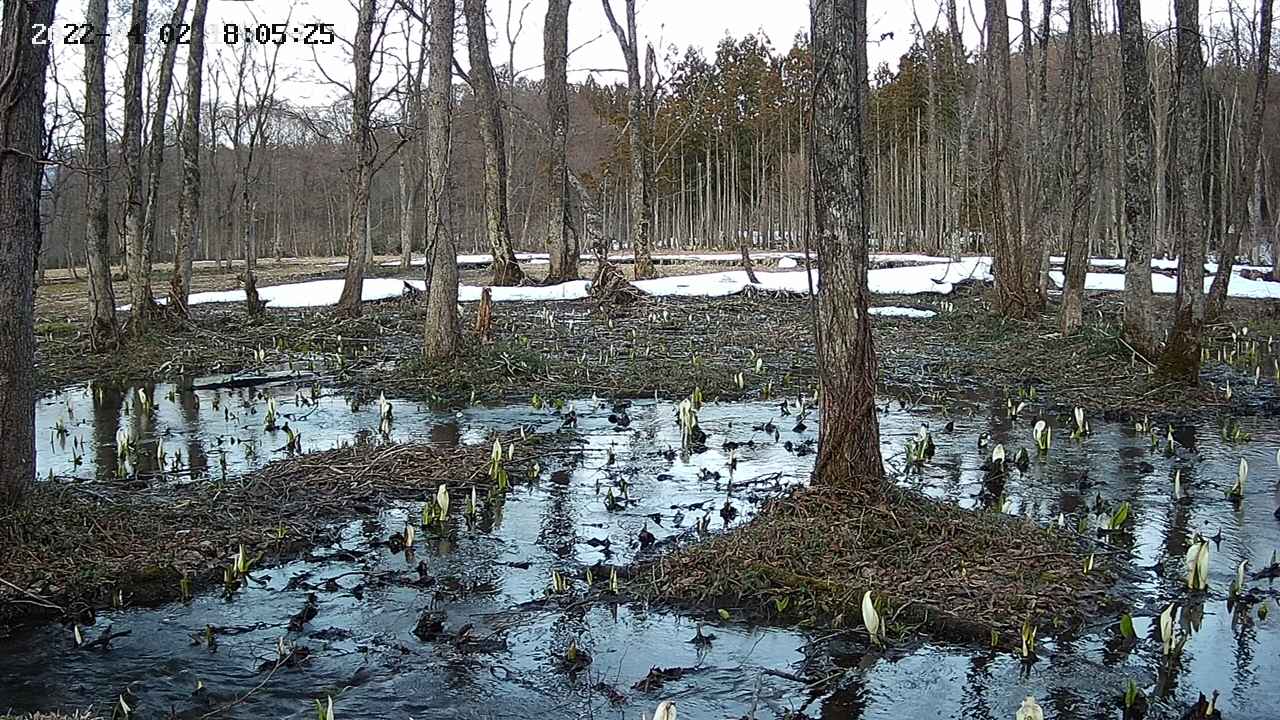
0, 0, 56, 504
602, 0, 656, 279
810, 0, 883, 487
544, 0, 576, 283
1206, 0, 1272, 319
142, 0, 189, 316
83, 0, 119, 347
1118, 0, 1156, 356
122, 0, 152, 333
464, 0, 526, 286
423, 0, 461, 359
1060, 0, 1094, 334
336, 0, 378, 315
1159, 0, 1209, 381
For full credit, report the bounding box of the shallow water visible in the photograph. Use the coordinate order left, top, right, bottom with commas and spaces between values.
6, 379, 1280, 719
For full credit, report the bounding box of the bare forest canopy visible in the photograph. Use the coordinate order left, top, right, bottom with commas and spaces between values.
37, 12, 1280, 272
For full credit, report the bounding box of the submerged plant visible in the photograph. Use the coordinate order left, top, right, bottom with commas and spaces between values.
1106, 502, 1132, 532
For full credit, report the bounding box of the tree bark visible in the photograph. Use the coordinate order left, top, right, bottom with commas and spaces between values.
810, 0, 883, 488
423, 0, 461, 359
464, 0, 526, 286
336, 0, 379, 315
169, 0, 210, 315
1159, 0, 1209, 381
1060, 0, 1094, 335
602, 0, 656, 278
122, 0, 153, 333
1118, 0, 1156, 356
0, 0, 57, 505
985, 0, 1035, 319
142, 0, 189, 314
83, 0, 119, 347
1206, 0, 1272, 319
544, 0, 577, 283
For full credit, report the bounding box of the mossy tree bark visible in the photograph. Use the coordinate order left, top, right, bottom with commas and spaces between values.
1059, 0, 1095, 335
544, 0, 577, 283
464, 0, 526, 287
1118, 0, 1156, 356
809, 0, 884, 488
83, 0, 120, 348
122, 0, 154, 333
1158, 0, 1209, 382
423, 0, 461, 359
0, 0, 57, 505
984, 0, 1037, 320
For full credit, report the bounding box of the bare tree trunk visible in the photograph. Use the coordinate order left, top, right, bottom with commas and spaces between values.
1206, 0, 1272, 318
1060, 0, 1094, 334
603, 0, 656, 278
810, 0, 883, 487
1159, 0, 1209, 381
464, 0, 526, 286
1118, 0, 1156, 356
424, 0, 461, 359
142, 0, 189, 315
985, 0, 1035, 319
0, 0, 56, 505
168, 0, 208, 315
122, 0, 153, 333
336, 0, 378, 315
83, 0, 119, 348
544, 0, 577, 283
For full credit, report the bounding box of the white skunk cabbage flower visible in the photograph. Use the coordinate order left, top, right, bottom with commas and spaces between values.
861, 590, 884, 645
1032, 420, 1049, 449
1015, 696, 1044, 720
1159, 603, 1177, 655
991, 443, 1006, 464
378, 393, 392, 419
1185, 538, 1211, 591
403, 525, 415, 548
436, 484, 450, 518
1173, 469, 1184, 499
644, 700, 676, 720
1073, 407, 1086, 433
116, 427, 131, 459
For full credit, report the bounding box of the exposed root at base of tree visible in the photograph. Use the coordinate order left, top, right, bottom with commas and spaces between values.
0, 435, 559, 626
589, 261, 645, 307
638, 484, 1112, 646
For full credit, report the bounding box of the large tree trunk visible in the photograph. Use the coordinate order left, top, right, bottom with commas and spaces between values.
168, 0, 210, 315
810, 0, 883, 488
1118, 0, 1156, 356
423, 0, 461, 359
464, 0, 526, 286
1159, 0, 1209, 381
985, 0, 1036, 319
122, 0, 152, 333
1206, 0, 1272, 319
544, 0, 577, 283
1060, 0, 1094, 334
83, 0, 119, 347
603, 0, 656, 279
0, 0, 56, 505
336, 0, 378, 315
142, 0, 189, 314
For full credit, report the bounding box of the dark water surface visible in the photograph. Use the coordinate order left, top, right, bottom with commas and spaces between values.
5, 378, 1280, 719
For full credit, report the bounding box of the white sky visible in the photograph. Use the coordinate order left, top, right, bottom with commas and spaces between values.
44, 1, 1257, 116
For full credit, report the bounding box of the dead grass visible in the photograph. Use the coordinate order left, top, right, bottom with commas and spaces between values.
0, 433, 562, 624
0, 713, 102, 720
640, 482, 1112, 645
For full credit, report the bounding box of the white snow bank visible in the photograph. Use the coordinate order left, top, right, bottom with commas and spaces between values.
1047, 270, 1280, 299
870, 306, 937, 318
777, 257, 799, 269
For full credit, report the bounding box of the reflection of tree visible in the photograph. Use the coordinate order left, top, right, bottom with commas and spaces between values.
1232, 606, 1256, 689
960, 652, 994, 719
179, 388, 209, 478
90, 382, 126, 478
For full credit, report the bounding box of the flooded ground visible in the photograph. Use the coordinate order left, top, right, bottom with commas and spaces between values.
5, 376, 1280, 719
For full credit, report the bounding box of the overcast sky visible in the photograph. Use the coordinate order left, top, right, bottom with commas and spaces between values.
45, 0, 1253, 113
